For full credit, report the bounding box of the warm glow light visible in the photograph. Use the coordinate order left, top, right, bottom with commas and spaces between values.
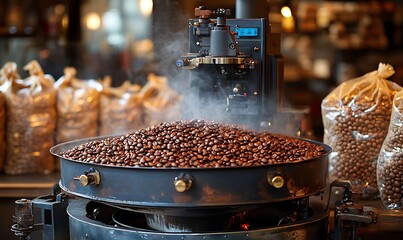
281, 6, 292, 18
85, 12, 101, 30
140, 0, 153, 16
281, 16, 295, 32
241, 223, 250, 230
62, 14, 69, 29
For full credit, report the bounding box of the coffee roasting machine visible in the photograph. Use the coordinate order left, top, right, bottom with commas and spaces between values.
176, 6, 283, 129
10, 2, 403, 240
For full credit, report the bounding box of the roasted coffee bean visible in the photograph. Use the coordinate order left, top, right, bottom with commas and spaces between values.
377, 100, 403, 209
60, 119, 325, 168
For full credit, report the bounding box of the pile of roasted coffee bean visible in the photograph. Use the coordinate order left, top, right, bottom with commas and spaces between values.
325, 95, 392, 192
377, 100, 403, 209
60, 119, 325, 168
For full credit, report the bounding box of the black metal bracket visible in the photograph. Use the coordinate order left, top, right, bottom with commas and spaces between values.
11, 183, 70, 240
329, 180, 377, 240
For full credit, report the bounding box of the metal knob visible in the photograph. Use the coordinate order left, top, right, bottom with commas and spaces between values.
174, 173, 193, 192
267, 175, 285, 189
75, 175, 91, 186
174, 180, 188, 192
74, 168, 100, 186
271, 176, 285, 188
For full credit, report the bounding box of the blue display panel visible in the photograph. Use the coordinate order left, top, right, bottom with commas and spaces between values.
235, 27, 258, 37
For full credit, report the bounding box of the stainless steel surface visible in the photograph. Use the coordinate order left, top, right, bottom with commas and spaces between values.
51, 136, 330, 208
187, 56, 253, 67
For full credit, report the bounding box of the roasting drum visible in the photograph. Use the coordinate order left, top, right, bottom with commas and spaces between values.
50, 136, 330, 208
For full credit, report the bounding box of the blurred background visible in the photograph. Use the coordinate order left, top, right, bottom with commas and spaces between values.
1, 0, 403, 138
1, 1, 403, 239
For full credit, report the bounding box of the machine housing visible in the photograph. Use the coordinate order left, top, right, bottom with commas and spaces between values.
177, 7, 283, 130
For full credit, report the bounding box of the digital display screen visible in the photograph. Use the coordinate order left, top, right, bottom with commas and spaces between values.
235, 27, 258, 37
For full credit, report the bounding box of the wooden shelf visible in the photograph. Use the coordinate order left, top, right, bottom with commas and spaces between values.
0, 172, 60, 198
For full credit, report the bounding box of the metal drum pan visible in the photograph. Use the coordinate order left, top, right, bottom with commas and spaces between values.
51, 136, 330, 208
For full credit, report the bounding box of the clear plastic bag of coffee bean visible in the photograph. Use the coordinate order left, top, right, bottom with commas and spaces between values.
0, 63, 21, 173
140, 73, 182, 128
0, 92, 5, 172
55, 67, 101, 143
377, 89, 403, 209
2, 60, 56, 175
55, 67, 101, 171
99, 76, 143, 136
322, 63, 402, 198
